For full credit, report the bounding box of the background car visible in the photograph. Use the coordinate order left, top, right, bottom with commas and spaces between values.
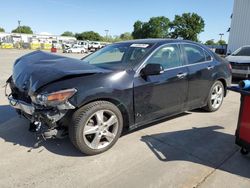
88, 42, 103, 52
7, 39, 232, 155
63, 45, 87, 53
226, 45, 250, 78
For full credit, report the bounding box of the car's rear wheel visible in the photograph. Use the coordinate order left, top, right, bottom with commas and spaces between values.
203, 80, 224, 112
69, 101, 123, 155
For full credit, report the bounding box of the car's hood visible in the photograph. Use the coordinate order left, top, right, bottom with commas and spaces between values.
12, 50, 111, 94
226, 55, 250, 63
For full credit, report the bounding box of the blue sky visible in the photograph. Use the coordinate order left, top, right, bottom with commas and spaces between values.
1, 0, 234, 42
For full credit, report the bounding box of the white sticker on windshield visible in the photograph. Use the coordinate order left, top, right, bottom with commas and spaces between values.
130, 44, 149, 48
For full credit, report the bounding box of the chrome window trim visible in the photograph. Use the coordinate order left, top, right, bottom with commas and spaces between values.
135, 42, 214, 77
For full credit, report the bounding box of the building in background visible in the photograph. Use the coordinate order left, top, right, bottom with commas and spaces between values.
0, 32, 76, 49
228, 0, 250, 53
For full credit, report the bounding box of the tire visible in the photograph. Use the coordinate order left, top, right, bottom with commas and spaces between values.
69, 101, 123, 155
203, 80, 224, 112
81, 50, 84, 54
68, 50, 72, 53
240, 147, 249, 155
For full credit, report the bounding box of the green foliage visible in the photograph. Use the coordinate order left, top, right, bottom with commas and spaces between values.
217, 40, 226, 45
12, 26, 33, 34
132, 21, 143, 39
120, 32, 133, 41
132, 16, 170, 39
170, 13, 205, 42
61, 31, 74, 37
205, 40, 216, 45
205, 39, 227, 46
75, 31, 102, 41
0, 27, 5, 32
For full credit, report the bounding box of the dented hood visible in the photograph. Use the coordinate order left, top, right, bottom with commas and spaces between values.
12, 50, 111, 94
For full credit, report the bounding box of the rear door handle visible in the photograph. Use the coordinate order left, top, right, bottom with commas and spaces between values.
207, 65, 215, 70
177, 72, 187, 79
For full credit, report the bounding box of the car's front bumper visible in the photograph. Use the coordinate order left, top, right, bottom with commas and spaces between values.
8, 95, 34, 115
8, 93, 75, 127
232, 69, 250, 78
230, 62, 250, 78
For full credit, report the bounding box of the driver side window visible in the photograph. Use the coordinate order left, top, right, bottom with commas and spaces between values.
146, 44, 182, 69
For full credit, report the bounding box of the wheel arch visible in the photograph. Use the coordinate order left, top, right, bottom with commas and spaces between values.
217, 78, 227, 97
77, 97, 131, 132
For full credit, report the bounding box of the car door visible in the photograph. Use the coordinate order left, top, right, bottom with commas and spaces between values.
133, 43, 189, 124
72, 47, 77, 53
182, 43, 215, 109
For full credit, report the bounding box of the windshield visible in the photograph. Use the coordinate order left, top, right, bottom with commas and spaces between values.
232, 47, 250, 56
81, 43, 154, 70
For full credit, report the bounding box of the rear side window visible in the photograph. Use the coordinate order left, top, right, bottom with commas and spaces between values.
183, 44, 206, 64
204, 50, 212, 61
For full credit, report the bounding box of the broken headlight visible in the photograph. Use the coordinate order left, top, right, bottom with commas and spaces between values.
31, 88, 77, 106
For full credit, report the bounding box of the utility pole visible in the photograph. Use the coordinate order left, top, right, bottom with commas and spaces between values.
18, 20, 21, 49
219, 33, 224, 41
18, 20, 21, 34
104, 29, 109, 41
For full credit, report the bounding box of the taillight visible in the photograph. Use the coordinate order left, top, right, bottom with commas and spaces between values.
228, 63, 232, 71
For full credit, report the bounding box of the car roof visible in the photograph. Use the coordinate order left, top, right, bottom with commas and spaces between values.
116, 38, 202, 46
241, 45, 250, 48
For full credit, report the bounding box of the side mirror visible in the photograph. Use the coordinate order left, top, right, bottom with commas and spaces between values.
141, 64, 164, 76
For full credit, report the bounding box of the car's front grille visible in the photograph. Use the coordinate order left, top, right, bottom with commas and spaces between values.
230, 62, 250, 70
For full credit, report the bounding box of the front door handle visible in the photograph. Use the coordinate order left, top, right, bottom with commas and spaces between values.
207, 65, 215, 70
177, 72, 187, 79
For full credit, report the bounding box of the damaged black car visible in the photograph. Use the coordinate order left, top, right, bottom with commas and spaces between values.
6, 39, 232, 155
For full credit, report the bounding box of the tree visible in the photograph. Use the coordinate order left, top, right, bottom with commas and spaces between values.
132, 21, 143, 39
170, 13, 205, 41
120, 32, 133, 41
217, 40, 226, 45
12, 26, 33, 34
132, 16, 170, 39
205, 40, 216, 45
75, 31, 102, 41
0, 27, 5, 32
61, 31, 74, 37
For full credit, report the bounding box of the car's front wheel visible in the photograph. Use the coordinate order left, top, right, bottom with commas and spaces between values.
69, 101, 123, 155
203, 80, 224, 112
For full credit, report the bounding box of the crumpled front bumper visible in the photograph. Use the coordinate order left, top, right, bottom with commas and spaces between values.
8, 95, 34, 115
8, 93, 75, 127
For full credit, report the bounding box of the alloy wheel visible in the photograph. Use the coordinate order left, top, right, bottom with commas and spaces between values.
211, 84, 223, 109
83, 110, 119, 150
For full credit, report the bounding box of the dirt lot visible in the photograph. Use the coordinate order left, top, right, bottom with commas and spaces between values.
0, 49, 250, 188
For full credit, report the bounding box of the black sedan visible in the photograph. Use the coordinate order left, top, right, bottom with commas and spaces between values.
7, 39, 232, 155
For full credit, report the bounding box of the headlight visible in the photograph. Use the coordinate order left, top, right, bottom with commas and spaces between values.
32, 88, 77, 106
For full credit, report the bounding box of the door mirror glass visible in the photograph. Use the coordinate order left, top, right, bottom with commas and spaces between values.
141, 64, 164, 76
